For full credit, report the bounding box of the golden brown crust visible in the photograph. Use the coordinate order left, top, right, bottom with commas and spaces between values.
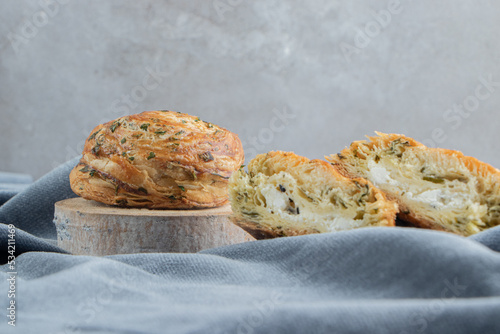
397, 211, 446, 232
229, 151, 398, 239
229, 216, 282, 239
333, 132, 500, 179
70, 110, 244, 209
326, 132, 500, 236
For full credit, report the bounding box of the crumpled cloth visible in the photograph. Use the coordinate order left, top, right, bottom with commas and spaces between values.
0, 171, 32, 207
0, 158, 499, 333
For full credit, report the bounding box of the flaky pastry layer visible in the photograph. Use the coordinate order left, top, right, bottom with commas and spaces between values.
229, 151, 397, 238
326, 132, 500, 236
70, 110, 244, 209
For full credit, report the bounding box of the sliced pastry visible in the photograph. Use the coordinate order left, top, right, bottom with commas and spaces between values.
326, 132, 500, 236
229, 151, 398, 239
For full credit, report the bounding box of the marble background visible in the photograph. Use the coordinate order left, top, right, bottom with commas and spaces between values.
1, 0, 499, 179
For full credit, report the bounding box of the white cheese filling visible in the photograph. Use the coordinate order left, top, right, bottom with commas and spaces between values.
367, 160, 485, 214
259, 184, 288, 211
326, 216, 364, 232
367, 160, 398, 186
257, 180, 361, 232
406, 189, 467, 209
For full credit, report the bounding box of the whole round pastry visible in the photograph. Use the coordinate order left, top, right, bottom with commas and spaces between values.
70, 110, 244, 209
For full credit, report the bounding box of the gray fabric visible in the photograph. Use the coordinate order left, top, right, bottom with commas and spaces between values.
0, 189, 22, 207
0, 171, 32, 184
1, 160, 500, 333
0, 172, 33, 206
0, 157, 79, 239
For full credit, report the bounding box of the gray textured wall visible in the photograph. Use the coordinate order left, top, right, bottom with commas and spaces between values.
1, 0, 500, 179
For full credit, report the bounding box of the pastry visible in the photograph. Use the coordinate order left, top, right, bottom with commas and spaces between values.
229, 151, 398, 239
70, 110, 244, 209
326, 132, 500, 236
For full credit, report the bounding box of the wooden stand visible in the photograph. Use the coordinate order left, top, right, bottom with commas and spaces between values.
54, 198, 255, 256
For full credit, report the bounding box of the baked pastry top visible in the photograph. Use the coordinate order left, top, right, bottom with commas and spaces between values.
229, 151, 398, 239
70, 110, 244, 209
326, 132, 500, 236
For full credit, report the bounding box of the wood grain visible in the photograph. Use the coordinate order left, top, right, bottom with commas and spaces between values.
54, 198, 255, 256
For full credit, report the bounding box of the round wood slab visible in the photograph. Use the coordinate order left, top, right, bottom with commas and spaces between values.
54, 198, 255, 256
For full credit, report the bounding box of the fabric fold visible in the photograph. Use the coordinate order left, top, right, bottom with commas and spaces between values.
0, 158, 499, 333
